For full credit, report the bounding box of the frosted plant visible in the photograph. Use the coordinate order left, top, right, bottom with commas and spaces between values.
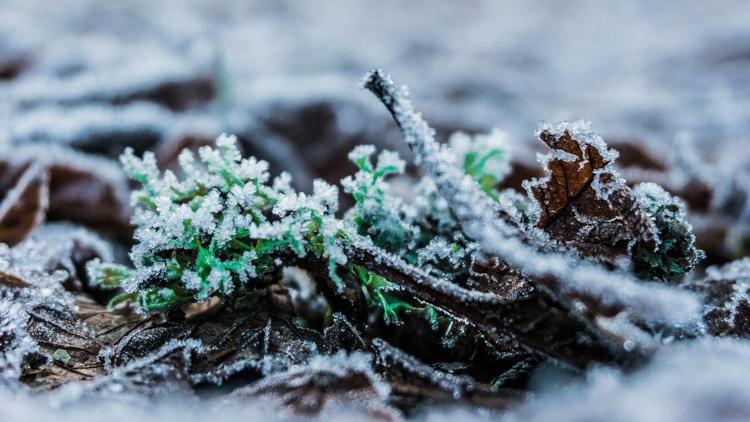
448, 130, 511, 201
361, 68, 702, 332
342, 145, 415, 254
88, 134, 347, 311
340, 138, 512, 326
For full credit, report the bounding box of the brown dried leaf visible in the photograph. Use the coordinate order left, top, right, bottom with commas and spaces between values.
687, 259, 750, 338
229, 353, 400, 420
0, 271, 31, 288
111, 75, 216, 112
527, 129, 656, 263
21, 296, 151, 390
0, 53, 29, 80
155, 134, 215, 173
0, 162, 49, 246
47, 161, 131, 239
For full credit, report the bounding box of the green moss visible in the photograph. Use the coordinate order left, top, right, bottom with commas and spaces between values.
632, 183, 705, 282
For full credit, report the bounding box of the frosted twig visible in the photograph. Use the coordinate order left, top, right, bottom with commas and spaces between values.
346, 240, 630, 369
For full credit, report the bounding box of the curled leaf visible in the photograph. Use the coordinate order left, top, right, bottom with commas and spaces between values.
525, 122, 657, 264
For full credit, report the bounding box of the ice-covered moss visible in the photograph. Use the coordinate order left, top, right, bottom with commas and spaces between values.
632, 183, 705, 282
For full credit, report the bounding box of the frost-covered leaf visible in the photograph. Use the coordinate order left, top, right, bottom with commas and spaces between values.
228, 351, 399, 418
688, 258, 750, 338
21, 295, 152, 391
372, 339, 524, 411
25, 224, 115, 292
525, 123, 657, 265
112, 285, 322, 386
0, 271, 31, 289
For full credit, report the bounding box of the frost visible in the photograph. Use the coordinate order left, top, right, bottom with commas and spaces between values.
504, 339, 750, 422
535, 120, 620, 164
0, 230, 84, 386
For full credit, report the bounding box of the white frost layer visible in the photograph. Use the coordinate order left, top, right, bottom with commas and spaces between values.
504, 338, 750, 422
3, 339, 750, 421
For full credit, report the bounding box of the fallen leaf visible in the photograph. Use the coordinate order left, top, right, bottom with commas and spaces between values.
526, 126, 656, 264
0, 271, 31, 288
0, 162, 49, 246
47, 160, 132, 239
688, 258, 750, 338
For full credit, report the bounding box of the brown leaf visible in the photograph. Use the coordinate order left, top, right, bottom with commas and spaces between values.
0, 271, 31, 288
46, 160, 132, 239
529, 129, 609, 226
0, 53, 29, 80
687, 259, 750, 338
21, 295, 151, 390
111, 75, 216, 112
527, 128, 656, 263
0, 162, 49, 246
229, 353, 400, 419
155, 134, 215, 173
609, 140, 667, 172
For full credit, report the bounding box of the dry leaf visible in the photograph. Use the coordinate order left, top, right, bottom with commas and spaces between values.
47, 161, 131, 239
0, 271, 31, 288
0, 162, 49, 246
155, 134, 215, 173
688, 259, 750, 339
526, 127, 656, 263
22, 296, 151, 390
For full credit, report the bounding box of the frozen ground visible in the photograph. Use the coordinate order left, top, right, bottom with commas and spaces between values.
2, 0, 750, 421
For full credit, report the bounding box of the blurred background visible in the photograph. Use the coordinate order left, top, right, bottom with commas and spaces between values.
1, 0, 750, 262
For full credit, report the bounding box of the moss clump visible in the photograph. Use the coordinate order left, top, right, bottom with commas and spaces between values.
632, 182, 705, 282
